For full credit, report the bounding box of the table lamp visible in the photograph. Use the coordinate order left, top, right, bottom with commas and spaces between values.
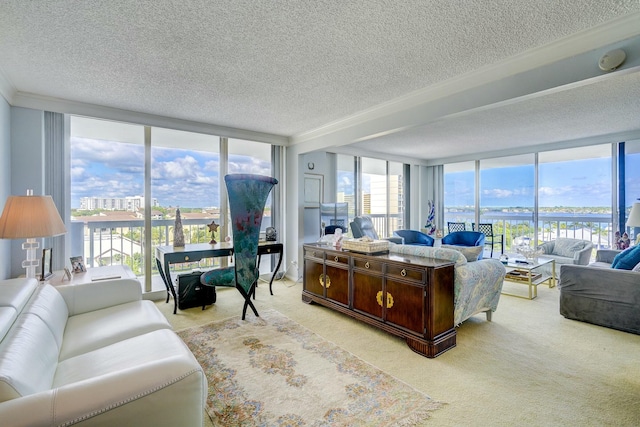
0, 190, 67, 278
626, 201, 640, 245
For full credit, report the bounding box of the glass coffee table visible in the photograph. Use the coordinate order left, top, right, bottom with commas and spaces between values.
502, 257, 556, 299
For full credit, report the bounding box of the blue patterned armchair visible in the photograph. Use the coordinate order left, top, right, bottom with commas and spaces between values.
390, 245, 506, 325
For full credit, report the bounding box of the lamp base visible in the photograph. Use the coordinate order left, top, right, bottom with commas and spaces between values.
21, 238, 40, 279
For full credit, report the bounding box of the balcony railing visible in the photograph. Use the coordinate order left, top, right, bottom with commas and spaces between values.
71, 218, 227, 276
444, 212, 616, 253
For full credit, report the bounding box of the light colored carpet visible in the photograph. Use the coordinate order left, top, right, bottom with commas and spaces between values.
177, 309, 443, 425
155, 278, 640, 426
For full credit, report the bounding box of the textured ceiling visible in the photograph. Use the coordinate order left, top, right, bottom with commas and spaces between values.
1, 1, 640, 161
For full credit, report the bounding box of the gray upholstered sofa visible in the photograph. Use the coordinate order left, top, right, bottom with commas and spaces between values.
538, 238, 594, 280
0, 277, 207, 426
559, 249, 640, 334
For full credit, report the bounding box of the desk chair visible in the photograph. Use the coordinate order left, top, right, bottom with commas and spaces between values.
447, 222, 467, 233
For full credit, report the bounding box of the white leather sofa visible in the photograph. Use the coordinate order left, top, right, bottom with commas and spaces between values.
0, 277, 206, 426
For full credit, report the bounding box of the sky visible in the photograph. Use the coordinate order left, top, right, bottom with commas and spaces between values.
70, 138, 271, 208
72, 137, 640, 210
446, 157, 619, 209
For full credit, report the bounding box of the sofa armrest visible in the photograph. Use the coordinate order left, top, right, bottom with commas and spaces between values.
453, 259, 506, 325
595, 249, 621, 264
573, 244, 594, 265
55, 278, 142, 316
0, 359, 206, 427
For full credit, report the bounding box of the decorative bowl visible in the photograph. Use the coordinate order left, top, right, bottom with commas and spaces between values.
516, 246, 543, 261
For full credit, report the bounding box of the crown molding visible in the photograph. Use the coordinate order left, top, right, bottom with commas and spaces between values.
291, 11, 640, 145
11, 92, 289, 146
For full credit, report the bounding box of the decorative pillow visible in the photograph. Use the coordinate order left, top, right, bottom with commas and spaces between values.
611, 247, 633, 268
612, 245, 640, 270
440, 244, 483, 262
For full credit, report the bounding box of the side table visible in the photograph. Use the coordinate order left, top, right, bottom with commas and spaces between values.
46, 265, 137, 286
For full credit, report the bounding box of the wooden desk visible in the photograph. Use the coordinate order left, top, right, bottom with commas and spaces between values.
156, 242, 284, 314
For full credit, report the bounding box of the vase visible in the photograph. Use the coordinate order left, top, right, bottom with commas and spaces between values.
226, 174, 278, 294
424, 200, 436, 236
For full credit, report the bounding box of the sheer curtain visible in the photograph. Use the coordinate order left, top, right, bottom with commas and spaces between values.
44, 111, 67, 270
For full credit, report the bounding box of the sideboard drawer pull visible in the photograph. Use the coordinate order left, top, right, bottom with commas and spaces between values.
376, 291, 394, 309
319, 274, 331, 288
334, 256, 339, 262
401, 269, 406, 277
365, 262, 370, 269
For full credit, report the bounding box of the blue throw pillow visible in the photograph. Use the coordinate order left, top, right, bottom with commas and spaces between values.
611, 248, 632, 268
613, 245, 640, 270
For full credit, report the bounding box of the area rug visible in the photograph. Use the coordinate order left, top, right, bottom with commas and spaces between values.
177, 309, 444, 426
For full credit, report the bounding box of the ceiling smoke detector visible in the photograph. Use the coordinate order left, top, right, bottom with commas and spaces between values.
598, 49, 626, 72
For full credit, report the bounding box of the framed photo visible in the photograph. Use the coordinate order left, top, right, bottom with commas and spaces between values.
40, 248, 53, 281
63, 267, 73, 281
70, 255, 86, 274
304, 174, 323, 208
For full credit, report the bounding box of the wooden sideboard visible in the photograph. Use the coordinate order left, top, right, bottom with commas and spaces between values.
302, 243, 456, 358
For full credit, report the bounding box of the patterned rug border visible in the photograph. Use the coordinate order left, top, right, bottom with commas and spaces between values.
176, 309, 447, 426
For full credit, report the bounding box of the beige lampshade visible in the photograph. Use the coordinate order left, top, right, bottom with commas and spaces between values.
0, 194, 66, 239
626, 202, 640, 228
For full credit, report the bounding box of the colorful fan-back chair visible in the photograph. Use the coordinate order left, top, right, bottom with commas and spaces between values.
200, 174, 278, 319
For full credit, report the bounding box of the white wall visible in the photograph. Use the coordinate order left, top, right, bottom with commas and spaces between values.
0, 96, 10, 279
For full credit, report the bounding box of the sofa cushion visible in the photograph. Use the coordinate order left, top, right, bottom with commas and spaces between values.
612, 245, 640, 270
54, 329, 194, 387
441, 244, 483, 262
59, 300, 172, 361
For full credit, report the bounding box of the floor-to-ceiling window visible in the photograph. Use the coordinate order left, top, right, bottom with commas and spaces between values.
624, 139, 640, 243
443, 144, 615, 257
227, 137, 274, 238
70, 117, 145, 273
444, 161, 475, 231
388, 161, 405, 233
479, 155, 534, 250
334, 155, 406, 238
70, 116, 278, 290
336, 154, 356, 232
151, 127, 221, 278
360, 158, 405, 238
538, 144, 612, 249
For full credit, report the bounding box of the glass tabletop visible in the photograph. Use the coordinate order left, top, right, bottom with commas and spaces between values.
505, 257, 553, 270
